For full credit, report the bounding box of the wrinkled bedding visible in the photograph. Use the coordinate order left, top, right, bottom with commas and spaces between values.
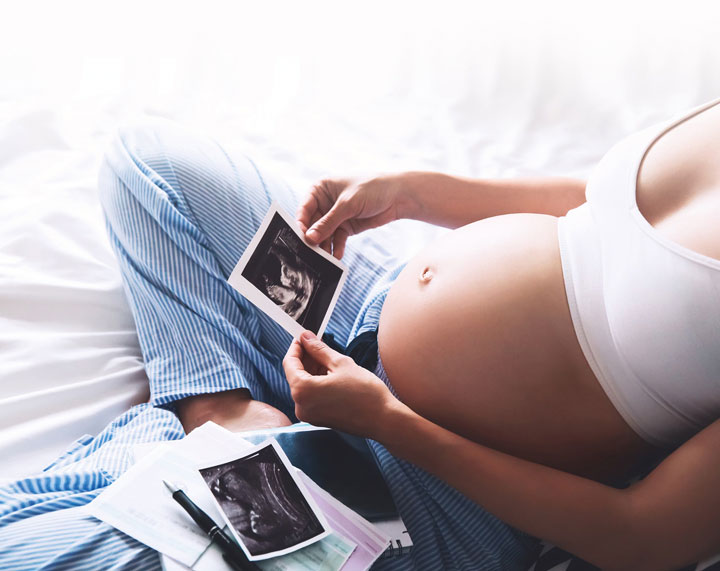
1, 9, 720, 485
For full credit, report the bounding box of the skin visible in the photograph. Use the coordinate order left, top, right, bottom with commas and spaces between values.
179, 101, 720, 570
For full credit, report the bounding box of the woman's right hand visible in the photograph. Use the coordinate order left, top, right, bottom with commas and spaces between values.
296, 174, 406, 259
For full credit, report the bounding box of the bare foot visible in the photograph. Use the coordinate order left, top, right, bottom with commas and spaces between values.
177, 389, 293, 434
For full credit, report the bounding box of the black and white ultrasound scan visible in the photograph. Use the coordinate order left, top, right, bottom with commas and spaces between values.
228, 202, 347, 337
198, 439, 329, 561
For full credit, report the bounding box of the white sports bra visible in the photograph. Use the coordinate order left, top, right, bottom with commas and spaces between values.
558, 97, 720, 449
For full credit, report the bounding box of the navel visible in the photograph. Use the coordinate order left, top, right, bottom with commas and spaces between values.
419, 266, 435, 284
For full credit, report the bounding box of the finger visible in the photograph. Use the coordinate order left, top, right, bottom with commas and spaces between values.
321, 237, 332, 254
301, 351, 325, 376
298, 330, 345, 369
296, 195, 318, 231
298, 182, 336, 236
299, 211, 322, 243
307, 211, 322, 234
332, 228, 349, 260
282, 339, 313, 384
296, 186, 325, 231
306, 199, 352, 245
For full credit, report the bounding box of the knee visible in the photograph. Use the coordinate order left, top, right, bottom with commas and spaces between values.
98, 118, 210, 228
99, 117, 237, 212
100, 118, 185, 187
98, 119, 171, 200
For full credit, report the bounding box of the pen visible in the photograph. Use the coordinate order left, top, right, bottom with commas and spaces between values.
162, 479, 258, 571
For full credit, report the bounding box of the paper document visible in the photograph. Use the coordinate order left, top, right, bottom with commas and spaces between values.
88, 446, 232, 567
90, 422, 388, 570
165, 530, 356, 571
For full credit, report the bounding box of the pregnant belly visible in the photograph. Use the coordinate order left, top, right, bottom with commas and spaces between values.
377, 213, 658, 484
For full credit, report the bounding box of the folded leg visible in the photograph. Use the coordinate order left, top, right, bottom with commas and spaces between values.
0, 507, 158, 571
99, 118, 404, 415
0, 119, 409, 569
0, 405, 175, 570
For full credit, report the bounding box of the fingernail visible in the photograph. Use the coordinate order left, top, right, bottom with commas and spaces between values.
306, 228, 319, 241
301, 331, 315, 341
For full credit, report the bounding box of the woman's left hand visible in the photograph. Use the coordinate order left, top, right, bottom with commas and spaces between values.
282, 331, 400, 440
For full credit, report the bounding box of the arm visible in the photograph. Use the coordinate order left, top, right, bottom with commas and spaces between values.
284, 332, 720, 571
298, 172, 586, 258
380, 403, 633, 569
398, 171, 587, 228
382, 403, 720, 571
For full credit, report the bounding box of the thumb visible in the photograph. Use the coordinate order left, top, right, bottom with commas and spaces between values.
299, 331, 344, 369
306, 200, 351, 244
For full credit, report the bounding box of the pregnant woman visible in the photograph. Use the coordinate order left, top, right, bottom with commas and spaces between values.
1, 96, 719, 571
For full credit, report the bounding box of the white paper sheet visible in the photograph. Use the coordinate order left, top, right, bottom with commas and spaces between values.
89, 446, 230, 567
93, 422, 387, 570
88, 424, 254, 567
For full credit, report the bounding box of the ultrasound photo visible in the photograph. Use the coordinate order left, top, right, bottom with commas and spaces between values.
199, 441, 328, 560
227, 203, 346, 337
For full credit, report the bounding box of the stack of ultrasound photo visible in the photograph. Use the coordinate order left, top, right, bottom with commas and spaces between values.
193, 424, 412, 571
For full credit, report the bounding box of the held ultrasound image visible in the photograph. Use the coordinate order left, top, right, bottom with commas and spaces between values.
241, 213, 343, 333
199, 444, 325, 557
261, 227, 318, 321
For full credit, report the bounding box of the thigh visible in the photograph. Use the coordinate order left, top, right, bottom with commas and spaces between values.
111, 120, 299, 281
109, 119, 408, 350
0, 507, 159, 571
0, 406, 181, 569
104, 119, 299, 363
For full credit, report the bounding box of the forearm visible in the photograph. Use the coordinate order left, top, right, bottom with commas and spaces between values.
379, 402, 635, 570
396, 171, 586, 228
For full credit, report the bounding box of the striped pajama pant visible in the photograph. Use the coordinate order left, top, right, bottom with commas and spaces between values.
0, 120, 540, 570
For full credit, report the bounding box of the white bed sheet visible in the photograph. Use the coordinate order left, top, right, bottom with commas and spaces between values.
2, 3, 720, 480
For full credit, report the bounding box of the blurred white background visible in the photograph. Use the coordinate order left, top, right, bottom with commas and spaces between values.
1, 0, 720, 477
2, 0, 720, 183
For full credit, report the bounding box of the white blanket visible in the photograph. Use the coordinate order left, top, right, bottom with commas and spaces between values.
1, 1, 720, 478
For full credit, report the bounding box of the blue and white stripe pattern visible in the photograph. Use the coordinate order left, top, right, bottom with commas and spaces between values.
0, 119, 540, 570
